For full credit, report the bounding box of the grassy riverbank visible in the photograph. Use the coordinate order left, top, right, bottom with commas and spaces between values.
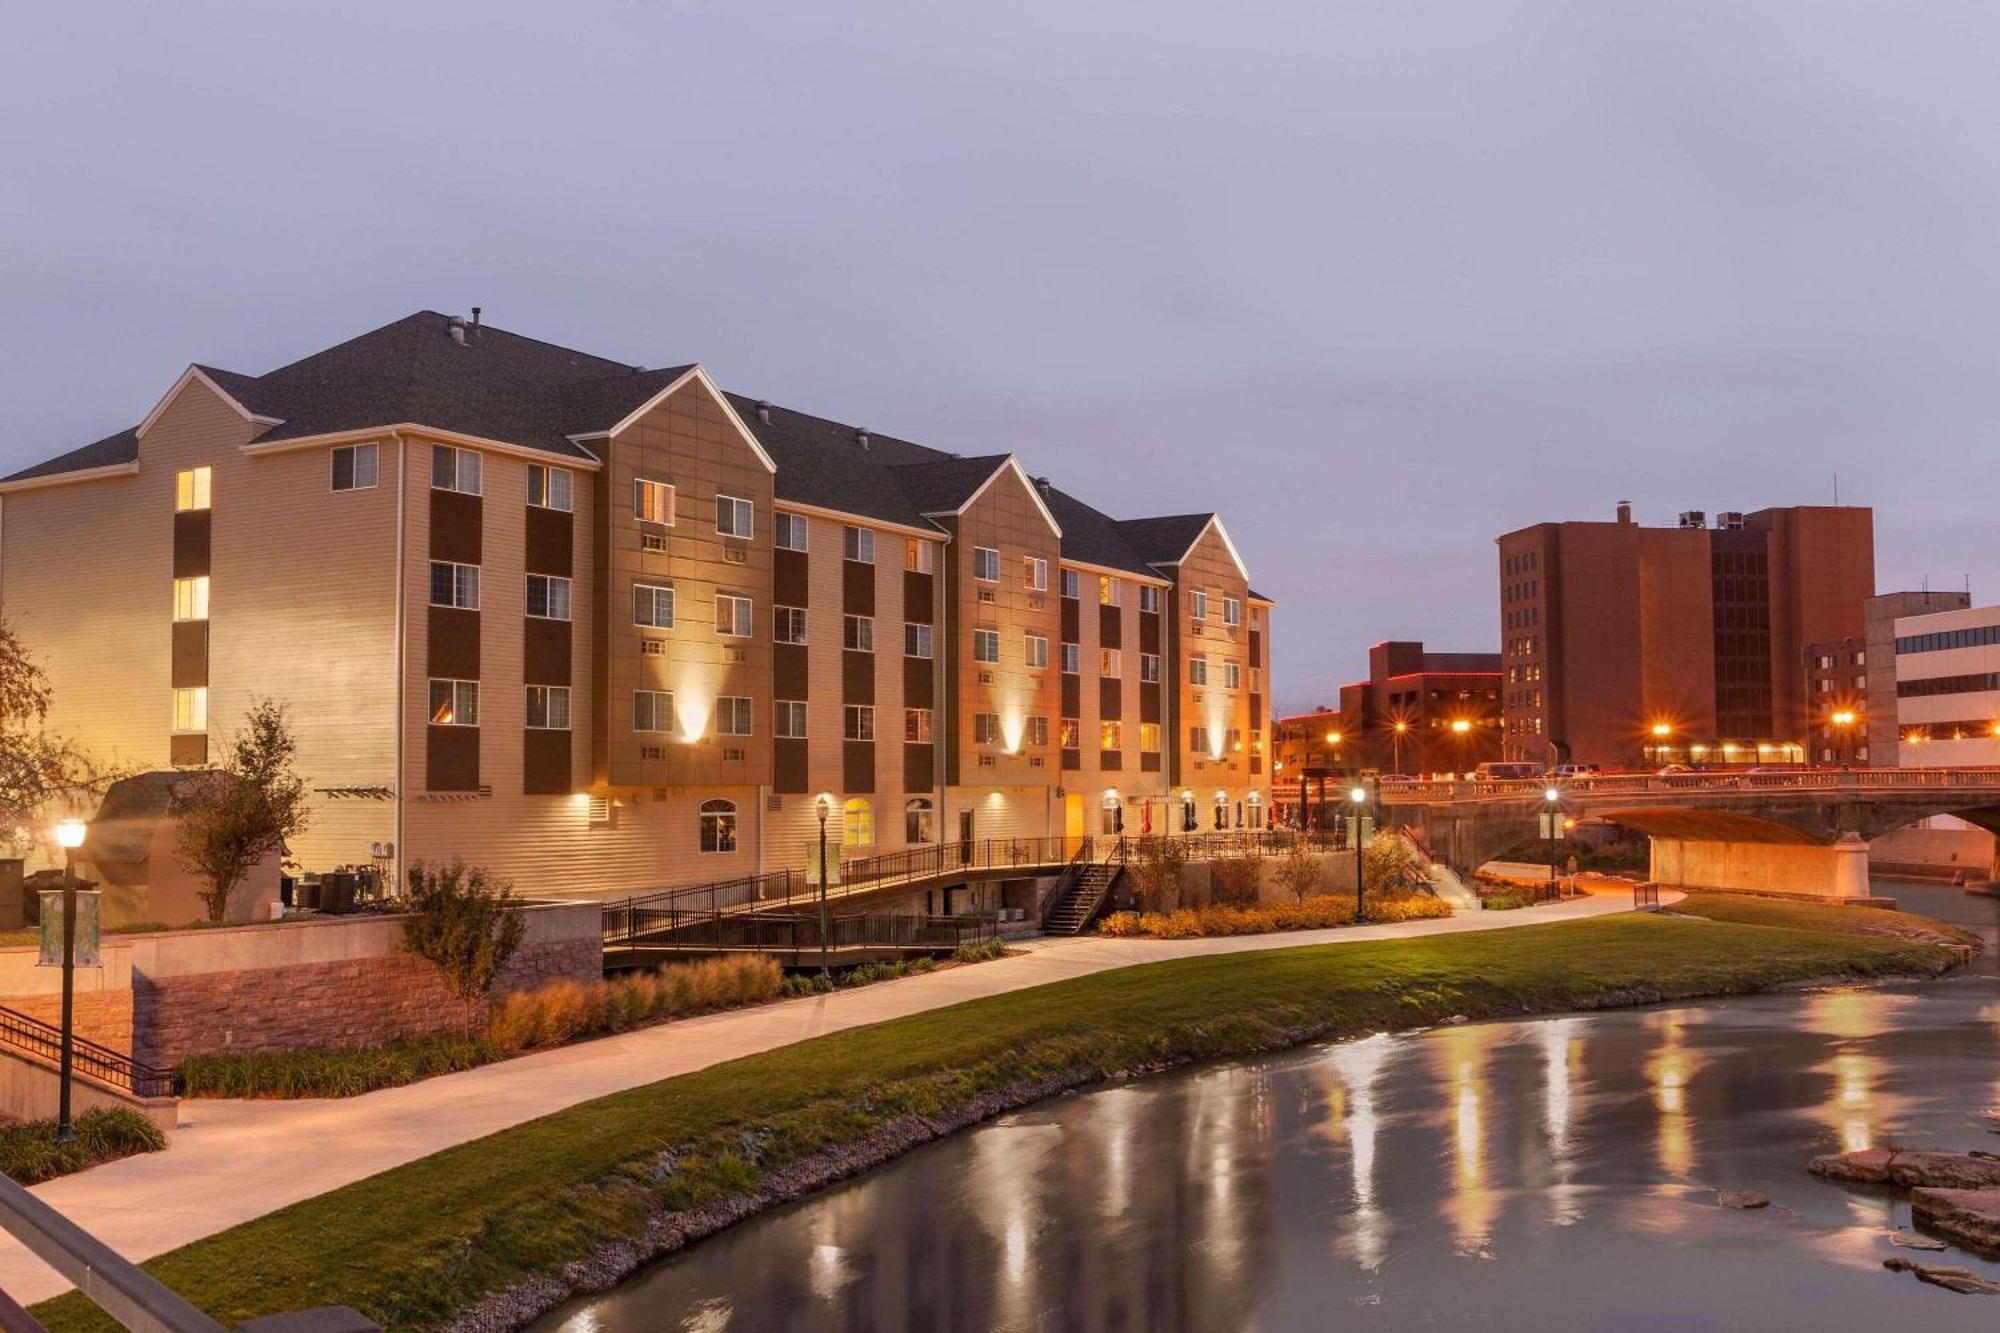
34, 894, 1973, 1332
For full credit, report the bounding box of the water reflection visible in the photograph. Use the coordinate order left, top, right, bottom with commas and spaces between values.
540, 983, 2000, 1333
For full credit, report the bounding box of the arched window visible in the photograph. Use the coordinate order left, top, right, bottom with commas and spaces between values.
1212, 791, 1228, 830
699, 798, 738, 854
1180, 791, 1197, 833
1247, 791, 1265, 829
843, 797, 874, 847
1100, 791, 1123, 835
905, 797, 935, 845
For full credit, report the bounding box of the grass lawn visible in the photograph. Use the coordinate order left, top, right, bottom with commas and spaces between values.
33, 893, 1973, 1332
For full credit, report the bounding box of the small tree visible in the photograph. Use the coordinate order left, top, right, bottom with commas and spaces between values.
0, 617, 112, 852
1274, 836, 1323, 903
1362, 833, 1420, 896
1129, 836, 1191, 915
175, 699, 312, 921
401, 860, 526, 1008
1210, 849, 1261, 906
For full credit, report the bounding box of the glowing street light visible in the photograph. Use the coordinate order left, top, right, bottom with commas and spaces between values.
52, 818, 86, 1142
1348, 785, 1369, 923
1391, 719, 1410, 777
1542, 788, 1561, 893
814, 795, 833, 979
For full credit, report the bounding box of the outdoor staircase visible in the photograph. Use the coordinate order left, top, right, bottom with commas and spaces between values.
1042, 861, 1122, 935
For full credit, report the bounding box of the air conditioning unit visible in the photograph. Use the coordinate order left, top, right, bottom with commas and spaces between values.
1717, 511, 1745, 529
368, 842, 394, 859
724, 546, 747, 564
1677, 510, 1707, 529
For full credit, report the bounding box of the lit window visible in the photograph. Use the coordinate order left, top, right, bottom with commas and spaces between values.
1024, 556, 1048, 590
1060, 717, 1081, 749
775, 700, 806, 738
1100, 648, 1122, 677
844, 615, 875, 652
1140, 723, 1161, 752
1025, 633, 1049, 669
172, 576, 209, 622
715, 594, 753, 637
844, 704, 875, 741
431, 446, 481, 496
1098, 575, 1120, 606
1061, 643, 1080, 675
905, 538, 933, 573
700, 799, 738, 853
634, 478, 674, 525
633, 690, 673, 733
716, 495, 754, 539
973, 547, 999, 582
774, 606, 807, 645
905, 707, 933, 743
527, 574, 571, 621
429, 561, 480, 610
844, 527, 874, 563
973, 629, 1000, 663
904, 622, 933, 658
332, 444, 377, 492
843, 797, 874, 846
633, 583, 675, 628
775, 513, 808, 551
716, 696, 753, 736
175, 467, 212, 512
428, 679, 478, 727
527, 465, 572, 512
1100, 720, 1123, 751
1060, 569, 1080, 599
526, 685, 571, 730
172, 686, 208, 732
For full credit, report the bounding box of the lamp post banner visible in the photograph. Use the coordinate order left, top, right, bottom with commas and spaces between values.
804, 840, 841, 887
37, 890, 100, 968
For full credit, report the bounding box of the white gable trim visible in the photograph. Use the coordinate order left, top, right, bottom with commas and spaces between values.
591, 366, 776, 473
1174, 515, 1250, 580
136, 366, 282, 439
923, 456, 1063, 538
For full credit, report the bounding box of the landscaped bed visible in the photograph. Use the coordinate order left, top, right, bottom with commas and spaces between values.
29, 893, 1976, 1333
0, 1108, 164, 1185
1097, 891, 1450, 938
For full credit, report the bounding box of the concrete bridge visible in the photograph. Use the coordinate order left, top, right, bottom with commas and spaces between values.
1378, 768, 2000, 897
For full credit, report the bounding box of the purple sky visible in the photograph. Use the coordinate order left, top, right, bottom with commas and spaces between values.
4, 2, 1995, 714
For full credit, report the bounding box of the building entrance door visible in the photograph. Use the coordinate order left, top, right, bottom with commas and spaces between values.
959, 810, 974, 865
1064, 794, 1084, 855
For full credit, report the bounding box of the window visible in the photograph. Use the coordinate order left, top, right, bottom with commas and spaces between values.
1190, 724, 1209, 752
905, 538, 933, 573
715, 494, 754, 539
974, 712, 1001, 745
633, 690, 673, 733
431, 445, 481, 496
973, 547, 999, 582
1060, 717, 1081, 749
844, 615, 875, 652
904, 622, 933, 658
526, 685, 571, 730
332, 443, 377, 492
175, 467, 211, 512
1026, 715, 1050, 747
774, 606, 807, 645
905, 798, 935, 844
634, 478, 674, 525
698, 799, 738, 853
1061, 642, 1080, 675
633, 583, 675, 628
428, 679, 478, 727
1098, 575, 1120, 606
715, 594, 753, 637
527, 464, 572, 511
1025, 633, 1049, 669
1189, 656, 1209, 686
1100, 648, 1122, 677
1190, 590, 1209, 620
172, 686, 207, 732
1024, 556, 1048, 590
430, 561, 480, 610
775, 700, 807, 738
775, 513, 809, 551
844, 527, 874, 563
1060, 569, 1080, 599
1139, 585, 1159, 614
1140, 653, 1160, 683
527, 574, 571, 621
1100, 720, 1123, 751
716, 696, 753, 736
843, 797, 874, 846
905, 707, 933, 744
1224, 661, 1242, 690
973, 629, 1000, 663
1140, 722, 1161, 752
1223, 596, 1242, 626
844, 705, 875, 741
172, 576, 209, 622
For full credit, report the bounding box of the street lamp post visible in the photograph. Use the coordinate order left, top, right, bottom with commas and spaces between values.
1449, 717, 1471, 777
1297, 768, 1308, 833
1392, 720, 1408, 777
1650, 722, 1672, 767
814, 795, 832, 980
1830, 710, 1857, 768
53, 818, 85, 1143
1542, 787, 1561, 895
1349, 785, 1369, 923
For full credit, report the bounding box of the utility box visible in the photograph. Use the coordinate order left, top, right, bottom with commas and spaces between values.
0, 859, 22, 930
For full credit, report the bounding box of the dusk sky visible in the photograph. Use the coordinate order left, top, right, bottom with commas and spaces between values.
4, 2, 1995, 714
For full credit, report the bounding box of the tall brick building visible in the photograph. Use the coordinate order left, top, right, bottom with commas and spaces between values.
1497, 502, 1873, 768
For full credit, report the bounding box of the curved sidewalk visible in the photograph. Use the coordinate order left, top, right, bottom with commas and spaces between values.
0, 888, 1657, 1305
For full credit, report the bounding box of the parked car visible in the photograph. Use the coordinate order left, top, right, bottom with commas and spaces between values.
1548, 763, 1602, 780
1657, 763, 1694, 776
1473, 761, 1541, 781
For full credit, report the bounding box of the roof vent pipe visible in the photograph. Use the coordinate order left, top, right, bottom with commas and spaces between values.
470, 306, 482, 329
1616, 499, 1632, 524
856, 427, 870, 450
447, 316, 467, 347
1035, 475, 1052, 495
755, 400, 772, 425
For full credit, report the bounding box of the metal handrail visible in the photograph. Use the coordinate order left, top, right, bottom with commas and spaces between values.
1377, 766, 2000, 803
0, 1004, 174, 1099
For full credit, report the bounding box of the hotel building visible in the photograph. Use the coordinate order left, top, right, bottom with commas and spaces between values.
0, 311, 1272, 905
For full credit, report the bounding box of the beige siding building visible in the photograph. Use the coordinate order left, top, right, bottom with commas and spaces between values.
0, 311, 1273, 909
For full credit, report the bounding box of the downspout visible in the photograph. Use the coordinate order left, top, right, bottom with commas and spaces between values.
392, 432, 407, 896
935, 535, 950, 855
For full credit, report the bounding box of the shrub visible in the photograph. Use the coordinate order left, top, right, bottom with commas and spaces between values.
1129, 837, 1191, 915
401, 861, 527, 1011
485, 955, 784, 1054
0, 1107, 165, 1183
1096, 891, 1450, 939
1274, 838, 1323, 903
1209, 850, 1262, 906
954, 937, 1006, 964
180, 1035, 498, 1098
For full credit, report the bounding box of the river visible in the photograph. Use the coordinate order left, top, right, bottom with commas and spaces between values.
539, 880, 2000, 1333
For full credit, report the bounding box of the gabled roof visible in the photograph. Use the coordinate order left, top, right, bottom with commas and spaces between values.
1116, 513, 1216, 565
724, 394, 944, 530
2, 426, 139, 483
889, 454, 1013, 513
1041, 485, 1156, 577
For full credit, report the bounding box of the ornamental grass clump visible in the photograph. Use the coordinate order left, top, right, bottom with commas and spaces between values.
0, 1107, 165, 1183
180, 1035, 498, 1099
1097, 892, 1450, 939
485, 955, 783, 1054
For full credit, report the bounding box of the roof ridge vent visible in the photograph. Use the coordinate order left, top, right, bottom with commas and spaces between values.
856, 427, 870, 450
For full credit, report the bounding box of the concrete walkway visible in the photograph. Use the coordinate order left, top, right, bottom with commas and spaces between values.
0, 888, 1656, 1305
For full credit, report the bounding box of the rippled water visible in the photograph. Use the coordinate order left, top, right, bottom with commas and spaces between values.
541, 889, 2000, 1333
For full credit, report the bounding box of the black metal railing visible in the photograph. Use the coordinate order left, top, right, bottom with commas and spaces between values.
613, 908, 998, 957
0, 1004, 174, 1099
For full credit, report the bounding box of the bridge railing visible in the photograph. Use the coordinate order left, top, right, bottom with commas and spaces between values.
1377, 766, 2000, 803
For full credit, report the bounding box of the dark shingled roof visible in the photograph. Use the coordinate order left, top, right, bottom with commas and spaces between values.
3, 426, 140, 483
723, 395, 943, 530
1041, 486, 1154, 577
888, 455, 1014, 515
1115, 513, 1216, 566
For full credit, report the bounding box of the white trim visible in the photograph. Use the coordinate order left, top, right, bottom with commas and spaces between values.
0, 461, 141, 495
241, 425, 605, 471
588, 366, 777, 474
137, 366, 282, 439
1151, 514, 1250, 581
921, 456, 1063, 538
1059, 556, 1171, 588
773, 498, 951, 542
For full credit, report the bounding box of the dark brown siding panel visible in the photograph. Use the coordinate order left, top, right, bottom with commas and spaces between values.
1139, 612, 1161, 655
170, 621, 208, 689
524, 619, 571, 686
1099, 679, 1122, 721
1140, 682, 1162, 724
427, 726, 479, 791
525, 507, 573, 576
774, 549, 810, 607
429, 489, 483, 564
428, 608, 481, 680
903, 656, 933, 704
1060, 598, 1080, 641
1061, 675, 1080, 717
774, 738, 808, 793
522, 729, 571, 795
1101, 749, 1124, 771
1099, 604, 1122, 649
1249, 696, 1264, 730
172, 511, 211, 578
843, 740, 875, 794
1061, 749, 1080, 771
1248, 629, 1262, 663
842, 561, 875, 615
169, 734, 208, 767
842, 651, 875, 704
904, 743, 934, 792
774, 644, 809, 700
1141, 752, 1162, 773
903, 571, 933, 624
